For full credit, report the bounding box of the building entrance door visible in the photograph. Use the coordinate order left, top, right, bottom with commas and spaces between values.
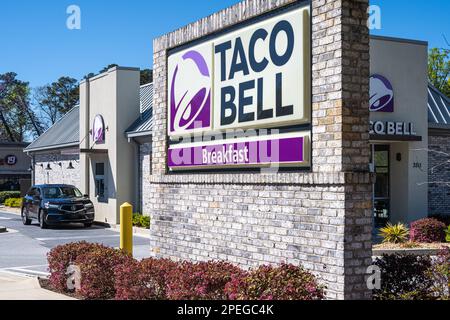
372, 144, 390, 228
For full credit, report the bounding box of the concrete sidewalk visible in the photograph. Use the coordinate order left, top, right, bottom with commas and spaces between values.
0, 271, 75, 300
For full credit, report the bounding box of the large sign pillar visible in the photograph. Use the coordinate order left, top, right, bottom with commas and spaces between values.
150, 0, 372, 300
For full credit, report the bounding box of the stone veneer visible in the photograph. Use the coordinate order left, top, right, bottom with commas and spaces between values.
428, 132, 450, 216
140, 143, 152, 216
34, 153, 81, 187
148, 0, 373, 300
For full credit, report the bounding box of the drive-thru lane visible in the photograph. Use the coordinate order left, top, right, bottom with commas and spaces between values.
0, 211, 151, 277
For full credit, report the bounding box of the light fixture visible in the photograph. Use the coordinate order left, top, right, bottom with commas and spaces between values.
28, 165, 33, 172
45, 163, 52, 171
67, 162, 75, 170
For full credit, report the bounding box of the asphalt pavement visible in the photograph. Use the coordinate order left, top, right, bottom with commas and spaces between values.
0, 210, 151, 278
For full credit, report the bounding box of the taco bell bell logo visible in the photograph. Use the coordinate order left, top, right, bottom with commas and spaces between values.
370, 74, 394, 113
169, 50, 211, 134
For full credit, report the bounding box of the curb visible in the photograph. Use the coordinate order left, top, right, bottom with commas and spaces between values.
372, 248, 446, 256
0, 226, 6, 233
94, 222, 150, 238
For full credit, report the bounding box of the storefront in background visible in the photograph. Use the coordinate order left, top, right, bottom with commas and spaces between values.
24, 0, 450, 299
0, 142, 31, 195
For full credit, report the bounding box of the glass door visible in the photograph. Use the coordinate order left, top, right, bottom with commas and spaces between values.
372, 144, 390, 228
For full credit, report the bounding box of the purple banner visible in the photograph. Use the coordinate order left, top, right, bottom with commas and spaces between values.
168, 136, 305, 169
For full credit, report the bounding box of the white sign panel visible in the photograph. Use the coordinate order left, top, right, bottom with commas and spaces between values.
168, 6, 310, 138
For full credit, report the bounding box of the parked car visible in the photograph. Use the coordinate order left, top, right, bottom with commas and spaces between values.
21, 184, 95, 229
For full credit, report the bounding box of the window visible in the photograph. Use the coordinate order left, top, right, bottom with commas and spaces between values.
42, 186, 82, 199
95, 162, 106, 200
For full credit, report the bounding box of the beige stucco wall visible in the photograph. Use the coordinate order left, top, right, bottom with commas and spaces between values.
79, 67, 140, 224
370, 37, 429, 223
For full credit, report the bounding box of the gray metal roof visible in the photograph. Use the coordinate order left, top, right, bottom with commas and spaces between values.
24, 106, 80, 153
126, 83, 153, 137
428, 83, 450, 128
25, 83, 154, 152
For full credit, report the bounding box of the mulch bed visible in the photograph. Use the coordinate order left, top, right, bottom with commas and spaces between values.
374, 242, 450, 250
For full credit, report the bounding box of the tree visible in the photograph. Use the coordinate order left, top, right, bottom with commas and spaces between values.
34, 77, 79, 127
428, 48, 450, 97
140, 69, 153, 85
0, 72, 44, 141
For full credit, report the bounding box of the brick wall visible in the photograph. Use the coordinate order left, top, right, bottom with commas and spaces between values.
140, 143, 152, 216
34, 153, 80, 187
148, 0, 373, 300
428, 132, 450, 216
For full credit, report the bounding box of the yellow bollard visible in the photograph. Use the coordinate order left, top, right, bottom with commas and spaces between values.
120, 202, 133, 256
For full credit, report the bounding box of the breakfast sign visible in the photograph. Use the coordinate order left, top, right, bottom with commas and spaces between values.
167, 5, 311, 170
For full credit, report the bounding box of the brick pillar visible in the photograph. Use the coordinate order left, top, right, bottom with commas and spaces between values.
312, 0, 372, 299
150, 0, 373, 300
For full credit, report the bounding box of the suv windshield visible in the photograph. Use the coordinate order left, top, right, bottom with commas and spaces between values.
43, 186, 83, 199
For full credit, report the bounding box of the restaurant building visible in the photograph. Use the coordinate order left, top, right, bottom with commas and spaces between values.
0, 142, 31, 195
24, 0, 450, 299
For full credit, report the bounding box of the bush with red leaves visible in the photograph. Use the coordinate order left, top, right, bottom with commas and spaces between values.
47, 241, 105, 292
410, 218, 446, 243
75, 246, 133, 300
166, 261, 245, 300
225, 264, 325, 300
115, 258, 178, 300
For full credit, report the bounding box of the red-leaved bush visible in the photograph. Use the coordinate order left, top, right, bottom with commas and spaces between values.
75, 246, 133, 300
115, 258, 178, 300
225, 264, 325, 300
47, 241, 106, 292
410, 218, 446, 243
166, 261, 245, 300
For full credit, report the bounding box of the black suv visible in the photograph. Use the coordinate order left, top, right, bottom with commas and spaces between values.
21, 184, 95, 229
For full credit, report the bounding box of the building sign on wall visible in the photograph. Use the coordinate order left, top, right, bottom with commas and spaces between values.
0, 155, 17, 166
167, 6, 311, 170
93, 115, 105, 144
370, 121, 417, 136
370, 74, 394, 113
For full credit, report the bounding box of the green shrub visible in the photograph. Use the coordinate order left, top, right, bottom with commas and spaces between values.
132, 213, 150, 229
379, 223, 409, 244
0, 191, 21, 204
4, 198, 22, 208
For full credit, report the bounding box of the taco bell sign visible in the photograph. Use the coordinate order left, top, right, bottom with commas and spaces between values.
370, 74, 394, 113
167, 6, 311, 170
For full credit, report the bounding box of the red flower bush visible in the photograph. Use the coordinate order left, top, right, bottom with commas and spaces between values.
225, 264, 325, 300
166, 261, 245, 300
47, 241, 105, 292
410, 218, 446, 243
115, 258, 178, 300
75, 246, 133, 300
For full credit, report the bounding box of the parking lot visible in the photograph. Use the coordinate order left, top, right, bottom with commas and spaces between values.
0, 210, 151, 277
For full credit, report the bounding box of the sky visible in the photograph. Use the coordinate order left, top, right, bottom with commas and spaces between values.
0, 0, 449, 88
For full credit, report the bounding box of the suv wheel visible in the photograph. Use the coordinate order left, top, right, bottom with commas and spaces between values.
39, 211, 48, 229
21, 208, 32, 225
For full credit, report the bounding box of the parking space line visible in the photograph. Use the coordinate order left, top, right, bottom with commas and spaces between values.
36, 234, 120, 241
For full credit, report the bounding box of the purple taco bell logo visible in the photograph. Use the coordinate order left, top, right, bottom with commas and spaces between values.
170, 50, 211, 134
370, 74, 394, 112
93, 114, 105, 143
